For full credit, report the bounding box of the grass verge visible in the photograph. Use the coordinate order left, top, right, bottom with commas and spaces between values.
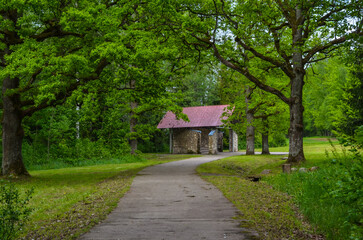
1, 154, 198, 239
197, 138, 344, 239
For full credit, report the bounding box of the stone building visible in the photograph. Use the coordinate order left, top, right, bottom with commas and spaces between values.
157, 105, 238, 154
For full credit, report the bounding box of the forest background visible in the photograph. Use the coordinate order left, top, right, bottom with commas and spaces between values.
1, 54, 360, 171
0, 0, 361, 172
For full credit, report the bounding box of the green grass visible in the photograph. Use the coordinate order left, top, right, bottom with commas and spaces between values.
1, 154, 198, 239
203, 176, 317, 239
265, 167, 359, 240
197, 137, 347, 239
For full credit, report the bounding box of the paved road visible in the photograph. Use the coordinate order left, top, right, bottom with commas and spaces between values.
80, 153, 258, 240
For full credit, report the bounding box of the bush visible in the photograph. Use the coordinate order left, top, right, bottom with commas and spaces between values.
329, 127, 363, 239
269, 132, 288, 147
0, 181, 34, 240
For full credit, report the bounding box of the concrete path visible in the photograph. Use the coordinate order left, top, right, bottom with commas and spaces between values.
80, 153, 258, 240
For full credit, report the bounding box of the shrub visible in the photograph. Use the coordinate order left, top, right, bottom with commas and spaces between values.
0, 181, 34, 240
329, 127, 363, 239
266, 135, 363, 240
269, 132, 288, 147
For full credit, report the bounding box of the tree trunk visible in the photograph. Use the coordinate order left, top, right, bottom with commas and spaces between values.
2, 77, 29, 176
261, 117, 270, 154
261, 134, 270, 155
288, 96, 305, 163
129, 101, 138, 155
288, 6, 306, 163
129, 79, 138, 155
261, 133, 270, 154
245, 86, 255, 155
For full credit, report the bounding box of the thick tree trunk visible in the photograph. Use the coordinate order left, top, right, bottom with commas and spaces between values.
245, 86, 255, 155
2, 77, 29, 176
246, 120, 255, 155
288, 6, 306, 163
288, 95, 305, 163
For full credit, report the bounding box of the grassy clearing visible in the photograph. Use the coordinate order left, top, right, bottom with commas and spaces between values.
197, 138, 345, 239
1, 154, 197, 239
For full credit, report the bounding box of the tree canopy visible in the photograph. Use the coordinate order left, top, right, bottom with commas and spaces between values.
161, 0, 362, 162
0, 0, 361, 175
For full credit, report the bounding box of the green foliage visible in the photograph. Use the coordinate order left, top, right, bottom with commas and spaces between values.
266, 140, 363, 240
333, 47, 363, 138
237, 132, 287, 150
304, 46, 362, 138
331, 127, 363, 239
219, 66, 289, 149
23, 147, 143, 171
1, 0, 200, 175
304, 58, 348, 136
177, 64, 221, 107
0, 181, 34, 240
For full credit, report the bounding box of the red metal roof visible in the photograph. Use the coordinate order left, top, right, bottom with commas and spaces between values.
157, 105, 231, 129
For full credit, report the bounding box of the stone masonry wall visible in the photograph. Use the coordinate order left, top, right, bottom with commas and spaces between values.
208, 129, 218, 155
172, 128, 223, 155
172, 128, 200, 154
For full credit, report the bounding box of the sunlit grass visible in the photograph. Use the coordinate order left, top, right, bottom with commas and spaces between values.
1, 154, 198, 239
197, 137, 343, 239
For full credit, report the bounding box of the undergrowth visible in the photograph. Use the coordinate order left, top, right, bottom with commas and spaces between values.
266, 137, 363, 240
25, 154, 146, 171
0, 181, 33, 240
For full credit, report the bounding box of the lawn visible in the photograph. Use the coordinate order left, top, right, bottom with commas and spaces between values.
1, 154, 198, 239
197, 137, 361, 240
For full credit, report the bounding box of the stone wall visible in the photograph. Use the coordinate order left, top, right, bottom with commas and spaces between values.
194, 128, 217, 155
172, 128, 201, 154
208, 130, 218, 155
171, 128, 226, 155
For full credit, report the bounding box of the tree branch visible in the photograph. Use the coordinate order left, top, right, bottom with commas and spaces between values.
254, 110, 280, 119
274, 0, 294, 27
207, 42, 291, 104
234, 37, 294, 78
17, 68, 43, 93
31, 25, 83, 42
303, 30, 362, 64
22, 58, 109, 117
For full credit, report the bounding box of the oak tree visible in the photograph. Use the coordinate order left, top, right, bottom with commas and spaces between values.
0, 0, 176, 175
169, 0, 362, 163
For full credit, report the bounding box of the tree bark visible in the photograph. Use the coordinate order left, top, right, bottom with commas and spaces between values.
288, 6, 306, 163
129, 79, 138, 155
288, 91, 305, 163
129, 101, 138, 155
1, 76, 29, 176
245, 86, 255, 155
261, 117, 270, 154
261, 133, 270, 154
